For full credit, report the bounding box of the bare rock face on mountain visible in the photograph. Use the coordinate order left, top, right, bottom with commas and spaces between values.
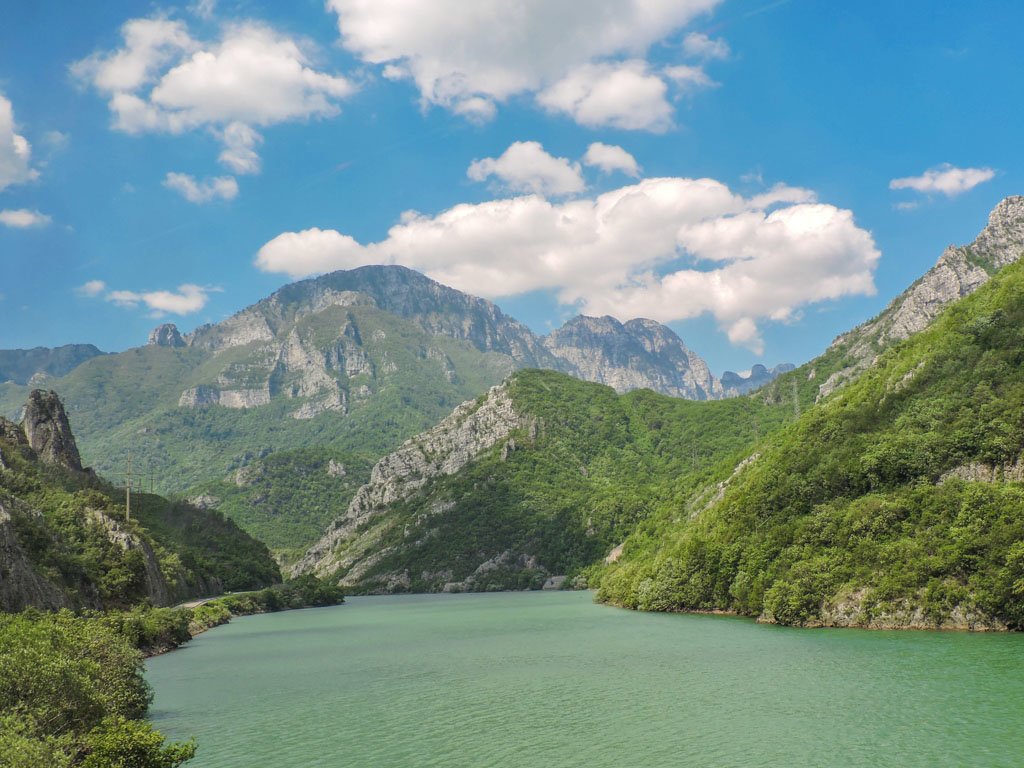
817, 196, 1024, 399
21, 389, 83, 471
542, 315, 723, 400
293, 383, 529, 584
148, 323, 185, 348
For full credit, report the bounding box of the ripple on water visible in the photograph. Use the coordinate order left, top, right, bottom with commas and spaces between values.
146, 592, 1024, 768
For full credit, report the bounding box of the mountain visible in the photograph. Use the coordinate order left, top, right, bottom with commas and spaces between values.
293, 369, 789, 592
0, 390, 279, 612
0, 344, 106, 385
0, 265, 750, 560
804, 195, 1024, 401
597, 251, 1024, 629
720, 363, 795, 396
541, 315, 723, 399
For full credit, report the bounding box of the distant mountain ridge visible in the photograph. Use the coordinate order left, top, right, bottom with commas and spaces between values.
0, 344, 106, 385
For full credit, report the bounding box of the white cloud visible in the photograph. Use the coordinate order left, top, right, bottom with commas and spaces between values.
76, 280, 107, 297
0, 209, 51, 228
163, 172, 238, 203
682, 32, 730, 60
468, 141, 584, 197
663, 65, 716, 91
889, 164, 995, 197
72, 19, 355, 175
217, 122, 262, 174
190, 0, 217, 19
105, 283, 217, 315
327, 0, 722, 128
583, 142, 640, 177
0, 94, 38, 191
538, 60, 674, 131
255, 175, 878, 351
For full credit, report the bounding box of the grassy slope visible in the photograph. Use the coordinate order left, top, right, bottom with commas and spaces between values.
597, 260, 1024, 629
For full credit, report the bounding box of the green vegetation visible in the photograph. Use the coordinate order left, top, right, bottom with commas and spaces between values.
342, 369, 791, 592
0, 430, 280, 609
189, 447, 373, 562
0, 575, 344, 767
598, 259, 1024, 628
0, 611, 195, 768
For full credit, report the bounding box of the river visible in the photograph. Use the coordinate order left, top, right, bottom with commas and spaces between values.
147, 591, 1024, 767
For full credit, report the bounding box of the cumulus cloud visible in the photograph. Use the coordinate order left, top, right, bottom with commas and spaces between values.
326, 0, 722, 128
255, 176, 879, 352
71, 18, 354, 175
889, 164, 995, 197
0, 209, 51, 228
468, 141, 584, 197
0, 94, 38, 191
105, 283, 217, 315
76, 280, 108, 297
537, 60, 674, 131
163, 172, 238, 203
583, 142, 640, 177
682, 32, 730, 60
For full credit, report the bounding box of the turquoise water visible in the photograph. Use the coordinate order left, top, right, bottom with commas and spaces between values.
148, 591, 1024, 767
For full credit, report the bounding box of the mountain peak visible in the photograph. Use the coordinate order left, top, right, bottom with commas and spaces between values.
543, 314, 720, 399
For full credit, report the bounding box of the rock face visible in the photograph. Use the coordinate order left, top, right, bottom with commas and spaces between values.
148, 323, 185, 347
0, 344, 105, 385
21, 389, 82, 471
87, 509, 172, 607
816, 196, 1024, 400
721, 364, 795, 396
542, 316, 723, 400
292, 383, 529, 583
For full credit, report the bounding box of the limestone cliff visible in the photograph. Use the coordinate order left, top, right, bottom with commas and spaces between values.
815, 196, 1024, 399
21, 389, 83, 471
148, 323, 185, 348
292, 383, 529, 584
720, 364, 795, 396
542, 316, 723, 400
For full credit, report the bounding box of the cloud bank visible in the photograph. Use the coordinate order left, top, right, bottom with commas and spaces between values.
327, 0, 723, 130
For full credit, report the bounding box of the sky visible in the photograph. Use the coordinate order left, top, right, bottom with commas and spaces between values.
1, 0, 1021, 375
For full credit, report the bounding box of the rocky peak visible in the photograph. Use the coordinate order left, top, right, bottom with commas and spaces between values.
21, 389, 83, 471
542, 315, 723, 400
148, 323, 185, 348
721, 363, 794, 396
816, 196, 1024, 400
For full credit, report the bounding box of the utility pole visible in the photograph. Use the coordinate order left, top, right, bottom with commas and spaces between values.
125, 450, 132, 523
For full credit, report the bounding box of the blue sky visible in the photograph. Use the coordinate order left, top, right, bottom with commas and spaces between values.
1, 0, 1021, 375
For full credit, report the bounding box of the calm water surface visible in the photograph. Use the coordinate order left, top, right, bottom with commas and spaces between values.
147, 591, 1024, 767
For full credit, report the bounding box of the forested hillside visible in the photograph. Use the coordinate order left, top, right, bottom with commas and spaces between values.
598, 258, 1024, 629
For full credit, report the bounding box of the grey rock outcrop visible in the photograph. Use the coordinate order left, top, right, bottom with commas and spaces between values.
542, 315, 723, 400
87, 509, 172, 607
148, 323, 185, 348
21, 390, 82, 471
293, 383, 529, 582
816, 196, 1024, 400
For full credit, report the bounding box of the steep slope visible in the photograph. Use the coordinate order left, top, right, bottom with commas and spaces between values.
542, 315, 723, 399
0, 391, 279, 611
0, 344, 106, 385
294, 369, 789, 593
598, 258, 1024, 629
785, 196, 1024, 402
